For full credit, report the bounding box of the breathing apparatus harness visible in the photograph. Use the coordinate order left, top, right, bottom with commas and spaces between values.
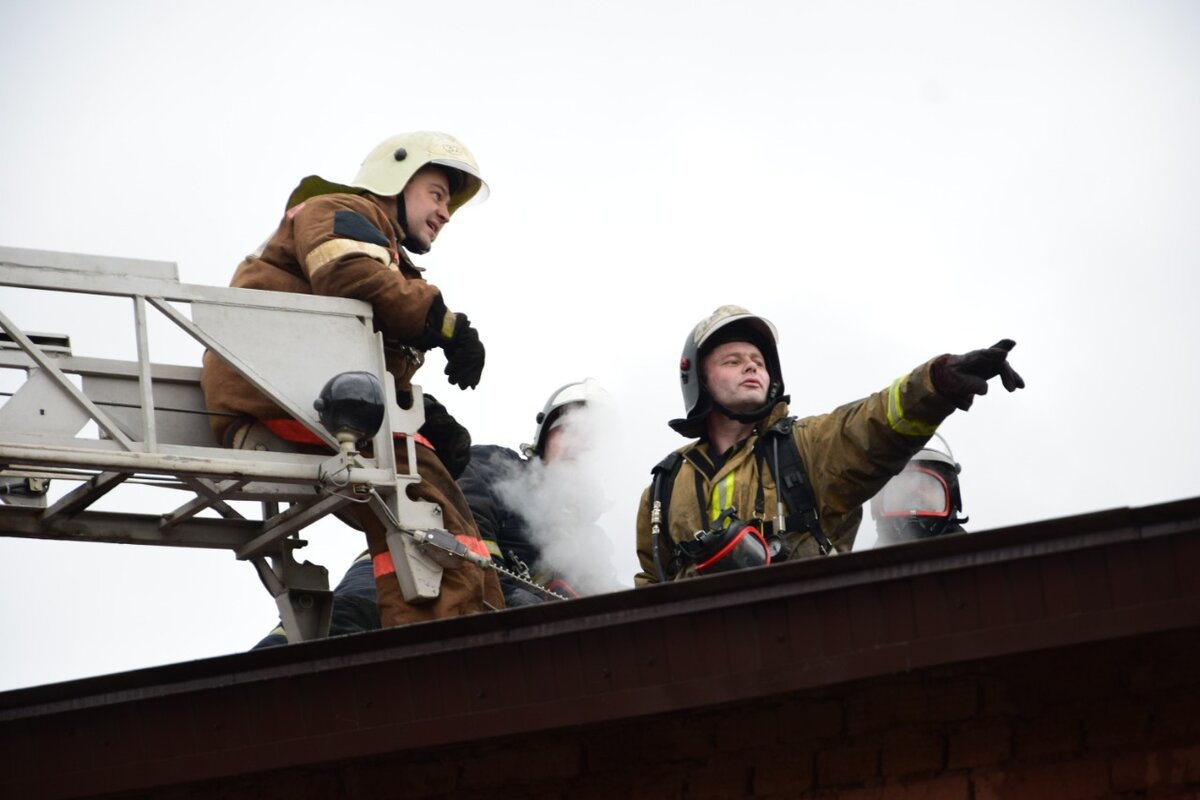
650, 416, 835, 582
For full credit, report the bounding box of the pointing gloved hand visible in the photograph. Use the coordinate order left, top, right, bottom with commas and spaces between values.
418, 393, 472, 479
932, 339, 1026, 411
412, 294, 486, 390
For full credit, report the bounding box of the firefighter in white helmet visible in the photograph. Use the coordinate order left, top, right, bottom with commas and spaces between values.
634, 305, 1024, 583
460, 379, 621, 605
202, 131, 503, 627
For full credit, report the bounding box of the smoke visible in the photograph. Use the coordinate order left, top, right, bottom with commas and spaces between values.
491, 400, 625, 596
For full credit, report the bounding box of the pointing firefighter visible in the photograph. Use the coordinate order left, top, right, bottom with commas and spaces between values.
634, 305, 1024, 583
201, 131, 504, 625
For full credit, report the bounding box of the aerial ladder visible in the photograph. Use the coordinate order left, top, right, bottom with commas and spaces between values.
0, 246, 487, 642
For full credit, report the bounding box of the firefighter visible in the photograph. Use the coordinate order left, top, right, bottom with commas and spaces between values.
202, 131, 503, 627
871, 436, 968, 546
462, 378, 619, 606
634, 305, 1024, 583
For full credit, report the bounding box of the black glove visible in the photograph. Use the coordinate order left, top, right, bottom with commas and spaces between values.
418, 393, 472, 479
443, 316, 485, 390
932, 339, 1026, 411
412, 294, 486, 390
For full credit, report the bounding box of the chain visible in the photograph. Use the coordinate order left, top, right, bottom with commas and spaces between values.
355, 484, 569, 602
488, 559, 569, 601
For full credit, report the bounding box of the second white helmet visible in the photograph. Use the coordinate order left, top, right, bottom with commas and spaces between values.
521, 379, 609, 458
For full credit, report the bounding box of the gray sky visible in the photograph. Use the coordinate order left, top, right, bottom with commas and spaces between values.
1, 0, 1198, 691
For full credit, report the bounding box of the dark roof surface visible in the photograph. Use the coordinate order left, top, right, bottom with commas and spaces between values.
3, 496, 1199, 798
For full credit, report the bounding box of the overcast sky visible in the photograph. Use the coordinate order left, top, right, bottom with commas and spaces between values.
1, 0, 1197, 691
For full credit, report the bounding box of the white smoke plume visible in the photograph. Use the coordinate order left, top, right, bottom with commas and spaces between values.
491, 397, 625, 596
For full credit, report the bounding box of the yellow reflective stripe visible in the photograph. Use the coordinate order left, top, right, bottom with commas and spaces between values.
440, 310, 458, 339
304, 238, 393, 278
887, 376, 938, 437
483, 539, 502, 557
709, 472, 736, 524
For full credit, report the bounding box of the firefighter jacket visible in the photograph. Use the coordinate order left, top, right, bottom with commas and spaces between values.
201, 189, 439, 444
634, 358, 958, 584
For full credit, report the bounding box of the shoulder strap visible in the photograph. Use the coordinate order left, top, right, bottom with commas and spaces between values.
649, 452, 686, 581
755, 417, 834, 556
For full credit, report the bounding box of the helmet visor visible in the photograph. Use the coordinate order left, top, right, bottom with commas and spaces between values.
876, 467, 950, 517
431, 158, 489, 210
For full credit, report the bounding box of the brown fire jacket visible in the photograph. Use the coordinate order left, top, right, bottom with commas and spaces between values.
201, 189, 438, 443
634, 358, 957, 583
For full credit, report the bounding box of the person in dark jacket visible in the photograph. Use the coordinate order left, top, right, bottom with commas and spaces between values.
461, 378, 620, 605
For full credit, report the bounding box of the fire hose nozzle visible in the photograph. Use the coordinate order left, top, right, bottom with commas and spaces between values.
412, 528, 492, 569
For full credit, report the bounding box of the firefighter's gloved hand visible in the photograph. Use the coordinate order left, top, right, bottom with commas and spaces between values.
410, 295, 486, 390
443, 314, 485, 390
418, 393, 472, 479
932, 339, 1025, 411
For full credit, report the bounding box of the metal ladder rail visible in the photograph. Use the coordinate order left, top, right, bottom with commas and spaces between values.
0, 246, 445, 641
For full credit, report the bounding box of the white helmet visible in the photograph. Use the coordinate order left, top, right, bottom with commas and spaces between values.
521, 378, 608, 458
287, 131, 488, 212
352, 131, 488, 211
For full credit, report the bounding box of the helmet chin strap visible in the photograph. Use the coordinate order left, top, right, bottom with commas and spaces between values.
395, 193, 431, 255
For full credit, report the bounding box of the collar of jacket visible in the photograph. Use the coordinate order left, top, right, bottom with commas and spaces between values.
364, 194, 424, 272
683, 400, 793, 481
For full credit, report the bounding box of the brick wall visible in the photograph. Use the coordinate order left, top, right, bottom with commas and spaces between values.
144, 626, 1200, 799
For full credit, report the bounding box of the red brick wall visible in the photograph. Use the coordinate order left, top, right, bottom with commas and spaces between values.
148, 627, 1200, 799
